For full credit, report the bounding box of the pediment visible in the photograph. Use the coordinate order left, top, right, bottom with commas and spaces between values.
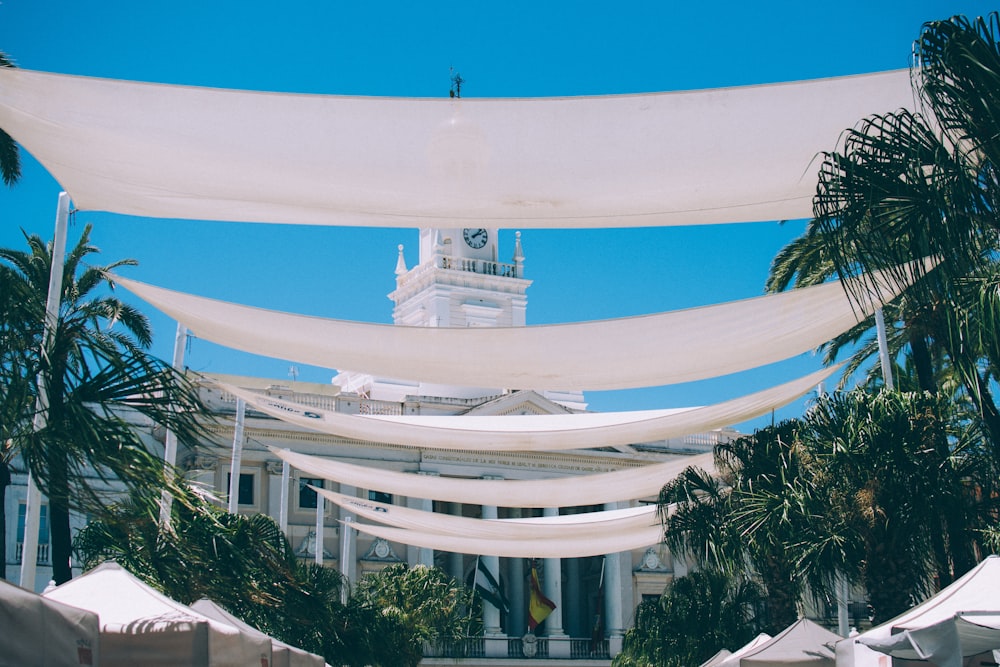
462, 390, 577, 417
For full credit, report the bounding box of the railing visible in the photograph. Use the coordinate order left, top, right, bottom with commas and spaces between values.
438, 255, 519, 279
14, 542, 50, 565
424, 635, 609, 660
358, 399, 404, 416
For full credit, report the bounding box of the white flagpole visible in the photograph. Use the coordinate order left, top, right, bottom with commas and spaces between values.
227, 398, 246, 514
20, 192, 70, 590
158, 322, 187, 526
278, 455, 290, 534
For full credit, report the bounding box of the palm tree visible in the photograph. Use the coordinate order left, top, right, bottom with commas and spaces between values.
0, 50, 21, 187
794, 388, 994, 622
767, 13, 1000, 448
659, 421, 809, 633
613, 570, 763, 667
1, 224, 211, 583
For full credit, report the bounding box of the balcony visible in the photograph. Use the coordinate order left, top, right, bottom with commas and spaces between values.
14, 541, 50, 565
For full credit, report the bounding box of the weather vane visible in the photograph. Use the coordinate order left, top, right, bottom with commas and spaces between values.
449, 67, 464, 98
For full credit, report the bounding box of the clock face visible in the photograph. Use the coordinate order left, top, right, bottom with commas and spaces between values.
463, 228, 488, 249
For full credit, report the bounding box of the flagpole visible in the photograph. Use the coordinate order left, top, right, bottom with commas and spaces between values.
20, 192, 70, 590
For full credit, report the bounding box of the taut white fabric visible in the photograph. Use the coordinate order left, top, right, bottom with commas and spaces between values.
274, 447, 714, 507
740, 618, 840, 667
218, 366, 835, 450
317, 489, 658, 539
0, 67, 913, 227
859, 613, 1000, 667
843, 555, 1000, 667
709, 633, 773, 667
0, 577, 100, 667
44, 562, 272, 667
116, 266, 901, 390
347, 519, 664, 558
190, 599, 326, 667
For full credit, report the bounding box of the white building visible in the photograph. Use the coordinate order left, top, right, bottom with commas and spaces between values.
177, 227, 736, 661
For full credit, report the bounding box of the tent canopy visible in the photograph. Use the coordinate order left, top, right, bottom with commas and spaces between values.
44, 561, 272, 667
847, 555, 1000, 667
190, 598, 326, 667
740, 618, 839, 667
0, 577, 100, 667
0, 67, 913, 228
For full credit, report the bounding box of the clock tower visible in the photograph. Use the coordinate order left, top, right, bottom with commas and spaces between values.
390, 227, 529, 329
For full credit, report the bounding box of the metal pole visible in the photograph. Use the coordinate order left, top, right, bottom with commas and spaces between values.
279, 456, 290, 534
340, 516, 353, 604
315, 493, 325, 567
158, 322, 187, 526
20, 192, 70, 590
875, 307, 895, 390
227, 397, 246, 514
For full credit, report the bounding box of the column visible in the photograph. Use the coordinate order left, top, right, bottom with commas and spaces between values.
480, 503, 503, 637
542, 507, 566, 636
338, 483, 357, 584
506, 509, 526, 636
446, 502, 464, 582
604, 501, 628, 657
406, 473, 437, 567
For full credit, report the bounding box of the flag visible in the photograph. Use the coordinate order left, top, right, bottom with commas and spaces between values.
528, 561, 556, 631
474, 556, 510, 613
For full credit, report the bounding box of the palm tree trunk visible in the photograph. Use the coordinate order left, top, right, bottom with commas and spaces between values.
909, 330, 937, 394
47, 448, 73, 584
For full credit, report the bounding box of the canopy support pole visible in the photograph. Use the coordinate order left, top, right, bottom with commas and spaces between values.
158, 322, 187, 526
227, 397, 246, 514
20, 192, 70, 590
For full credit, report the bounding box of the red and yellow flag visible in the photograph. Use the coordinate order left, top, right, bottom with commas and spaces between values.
528, 563, 557, 631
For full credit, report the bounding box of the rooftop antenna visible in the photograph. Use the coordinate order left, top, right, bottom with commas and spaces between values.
449, 67, 463, 98
289, 365, 299, 383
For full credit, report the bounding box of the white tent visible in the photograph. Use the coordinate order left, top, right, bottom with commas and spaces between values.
740, 618, 840, 667
0, 577, 100, 666
702, 633, 773, 667
218, 365, 836, 451
842, 555, 1000, 667
190, 599, 326, 667
0, 67, 913, 228
43, 562, 272, 667
118, 268, 900, 390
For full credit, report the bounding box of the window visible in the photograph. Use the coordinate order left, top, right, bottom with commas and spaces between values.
369, 491, 392, 505
299, 477, 324, 510
17, 504, 49, 544
225, 472, 256, 506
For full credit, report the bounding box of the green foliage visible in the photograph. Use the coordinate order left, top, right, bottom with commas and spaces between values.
0, 50, 20, 187
349, 562, 475, 667
613, 570, 763, 667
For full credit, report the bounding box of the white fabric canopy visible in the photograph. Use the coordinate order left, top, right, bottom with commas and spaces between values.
707, 633, 773, 667
190, 599, 326, 667
274, 447, 714, 507
347, 519, 664, 558
0, 67, 913, 228
218, 365, 835, 451
739, 618, 839, 667
45, 562, 272, 667
859, 612, 1000, 667
843, 555, 1000, 667
117, 264, 904, 390
0, 577, 100, 667
319, 488, 658, 539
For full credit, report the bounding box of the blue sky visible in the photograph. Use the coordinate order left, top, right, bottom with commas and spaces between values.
0, 1, 994, 432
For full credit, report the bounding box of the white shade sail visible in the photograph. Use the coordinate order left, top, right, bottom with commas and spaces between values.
347, 519, 665, 559
0, 67, 913, 228
274, 447, 714, 507
117, 266, 903, 390
218, 365, 834, 450
319, 488, 659, 539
